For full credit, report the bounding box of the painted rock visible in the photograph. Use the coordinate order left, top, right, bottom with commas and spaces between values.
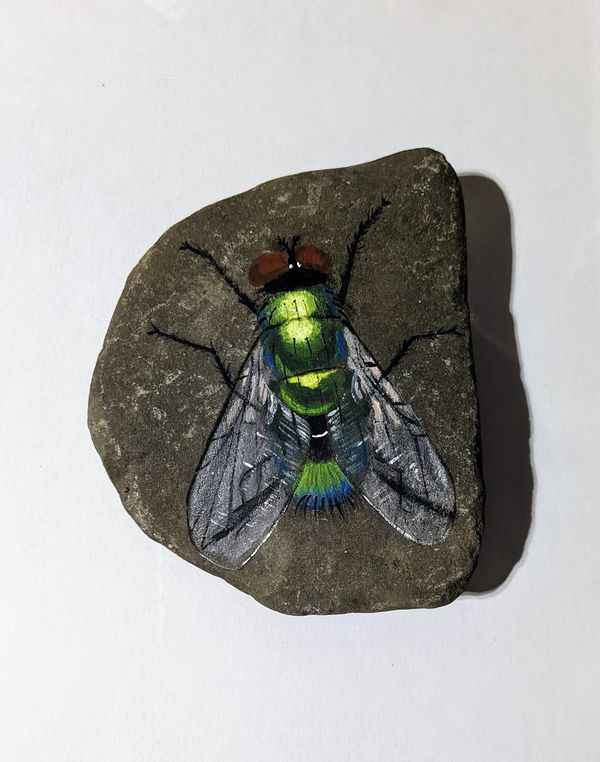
88, 148, 483, 614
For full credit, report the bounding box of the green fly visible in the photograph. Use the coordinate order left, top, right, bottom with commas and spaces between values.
150, 198, 456, 569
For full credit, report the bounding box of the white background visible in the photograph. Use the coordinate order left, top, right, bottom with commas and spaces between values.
2, 2, 599, 760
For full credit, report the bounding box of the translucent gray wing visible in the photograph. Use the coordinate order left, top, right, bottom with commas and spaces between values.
325, 386, 370, 488
345, 327, 456, 545
187, 341, 310, 569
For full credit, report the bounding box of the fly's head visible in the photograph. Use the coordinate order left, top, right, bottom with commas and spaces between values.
248, 237, 331, 294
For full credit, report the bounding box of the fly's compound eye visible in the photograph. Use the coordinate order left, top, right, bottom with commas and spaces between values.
248, 244, 331, 287
296, 245, 331, 275
248, 251, 290, 287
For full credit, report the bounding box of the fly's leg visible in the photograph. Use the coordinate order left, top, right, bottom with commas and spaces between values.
337, 195, 391, 307
148, 323, 233, 389
383, 324, 465, 377
180, 241, 257, 315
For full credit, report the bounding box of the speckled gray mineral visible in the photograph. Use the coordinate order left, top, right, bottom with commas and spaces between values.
88, 148, 483, 614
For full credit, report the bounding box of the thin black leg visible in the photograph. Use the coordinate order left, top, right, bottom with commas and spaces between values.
180, 241, 258, 315
383, 325, 465, 377
148, 323, 233, 389
337, 196, 391, 307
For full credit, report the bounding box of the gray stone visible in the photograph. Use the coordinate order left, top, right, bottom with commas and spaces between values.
88, 148, 483, 614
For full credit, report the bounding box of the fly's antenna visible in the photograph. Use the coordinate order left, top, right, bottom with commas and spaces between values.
275, 234, 301, 266
275, 235, 301, 255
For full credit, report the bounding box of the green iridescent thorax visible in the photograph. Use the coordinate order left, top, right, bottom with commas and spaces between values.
259, 285, 349, 416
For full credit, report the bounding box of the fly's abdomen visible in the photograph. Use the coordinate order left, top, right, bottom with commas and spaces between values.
259, 286, 349, 416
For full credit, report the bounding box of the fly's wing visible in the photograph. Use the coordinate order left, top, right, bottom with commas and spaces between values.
326, 385, 370, 488
344, 328, 456, 545
187, 341, 310, 569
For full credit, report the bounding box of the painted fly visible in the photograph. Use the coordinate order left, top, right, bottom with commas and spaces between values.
150, 197, 457, 568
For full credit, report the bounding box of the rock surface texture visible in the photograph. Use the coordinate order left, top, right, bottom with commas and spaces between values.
88, 148, 483, 615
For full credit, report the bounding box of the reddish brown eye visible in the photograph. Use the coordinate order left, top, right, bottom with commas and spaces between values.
296, 245, 331, 274
248, 252, 289, 287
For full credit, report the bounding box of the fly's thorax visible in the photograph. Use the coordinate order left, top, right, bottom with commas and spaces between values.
258, 285, 349, 416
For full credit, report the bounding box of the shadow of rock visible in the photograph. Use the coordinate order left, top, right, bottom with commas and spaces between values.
460, 174, 533, 593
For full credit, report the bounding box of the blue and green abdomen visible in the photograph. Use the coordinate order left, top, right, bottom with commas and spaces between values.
259, 285, 349, 416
